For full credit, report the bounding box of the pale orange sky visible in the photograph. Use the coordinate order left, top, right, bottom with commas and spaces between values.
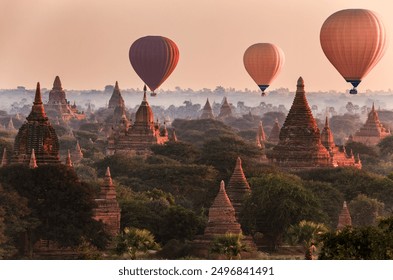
0, 0, 392, 92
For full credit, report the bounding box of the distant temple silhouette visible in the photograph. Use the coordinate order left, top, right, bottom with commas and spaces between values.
45, 76, 85, 121
351, 103, 390, 145
200, 98, 215, 119
106, 85, 169, 155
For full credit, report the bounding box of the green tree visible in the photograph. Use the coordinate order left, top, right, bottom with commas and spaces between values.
0, 165, 109, 255
151, 141, 200, 164
349, 194, 384, 227
199, 135, 262, 180
115, 227, 160, 259
209, 233, 246, 260
297, 167, 393, 212
0, 183, 32, 259
303, 180, 343, 228
287, 220, 328, 248
378, 136, 393, 157
159, 206, 206, 243
319, 217, 393, 260
241, 174, 325, 250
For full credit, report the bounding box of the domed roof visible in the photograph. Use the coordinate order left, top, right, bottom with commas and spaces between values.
134, 89, 154, 124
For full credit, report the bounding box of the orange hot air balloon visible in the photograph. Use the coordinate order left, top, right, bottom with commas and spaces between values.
320, 9, 387, 94
243, 43, 285, 96
129, 36, 179, 96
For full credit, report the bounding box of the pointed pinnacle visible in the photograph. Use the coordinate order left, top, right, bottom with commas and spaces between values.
34, 82, 42, 104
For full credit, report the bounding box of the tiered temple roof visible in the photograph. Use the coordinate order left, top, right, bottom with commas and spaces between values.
200, 98, 215, 119
267, 119, 280, 144
226, 157, 251, 218
45, 76, 85, 121
204, 181, 242, 236
268, 77, 361, 170
108, 81, 125, 109
106, 86, 168, 155
12, 83, 60, 166
93, 167, 121, 236
218, 97, 232, 119
337, 201, 352, 230
352, 103, 390, 145
268, 77, 332, 170
321, 116, 361, 168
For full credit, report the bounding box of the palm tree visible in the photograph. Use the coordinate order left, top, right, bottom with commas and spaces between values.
209, 233, 247, 260
115, 227, 160, 259
287, 220, 328, 260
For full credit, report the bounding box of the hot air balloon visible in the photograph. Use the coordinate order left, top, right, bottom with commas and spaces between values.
320, 9, 387, 94
129, 36, 179, 96
243, 43, 285, 96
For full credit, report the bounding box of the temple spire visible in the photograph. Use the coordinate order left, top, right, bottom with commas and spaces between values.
27, 82, 48, 121
256, 133, 262, 148
7, 117, 15, 131
172, 129, 178, 142
104, 166, 113, 187
143, 85, 147, 101
1, 148, 7, 167
204, 180, 242, 235
65, 149, 73, 167
53, 75, 62, 90
29, 149, 38, 169
200, 98, 215, 119
108, 81, 125, 109
98, 166, 117, 200
337, 201, 352, 230
258, 120, 266, 141
34, 82, 43, 104
227, 157, 251, 218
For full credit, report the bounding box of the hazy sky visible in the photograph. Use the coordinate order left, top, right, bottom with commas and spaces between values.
0, 0, 392, 92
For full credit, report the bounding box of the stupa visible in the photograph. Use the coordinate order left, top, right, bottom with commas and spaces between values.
93, 167, 121, 236
268, 77, 332, 170
12, 83, 60, 166
45, 76, 85, 121
352, 103, 390, 145
337, 201, 352, 230
200, 98, 215, 119
106, 86, 168, 155
217, 97, 232, 119
108, 81, 125, 109
226, 157, 251, 218
321, 116, 361, 168
192, 181, 256, 258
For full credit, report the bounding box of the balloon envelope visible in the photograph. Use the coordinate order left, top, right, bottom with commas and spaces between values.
243, 43, 285, 95
129, 36, 179, 92
320, 9, 387, 91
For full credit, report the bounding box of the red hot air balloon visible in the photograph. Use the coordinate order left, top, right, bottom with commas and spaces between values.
129, 36, 179, 96
243, 43, 285, 96
320, 9, 387, 94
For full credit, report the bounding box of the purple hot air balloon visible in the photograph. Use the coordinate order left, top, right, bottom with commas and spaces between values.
129, 36, 179, 96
